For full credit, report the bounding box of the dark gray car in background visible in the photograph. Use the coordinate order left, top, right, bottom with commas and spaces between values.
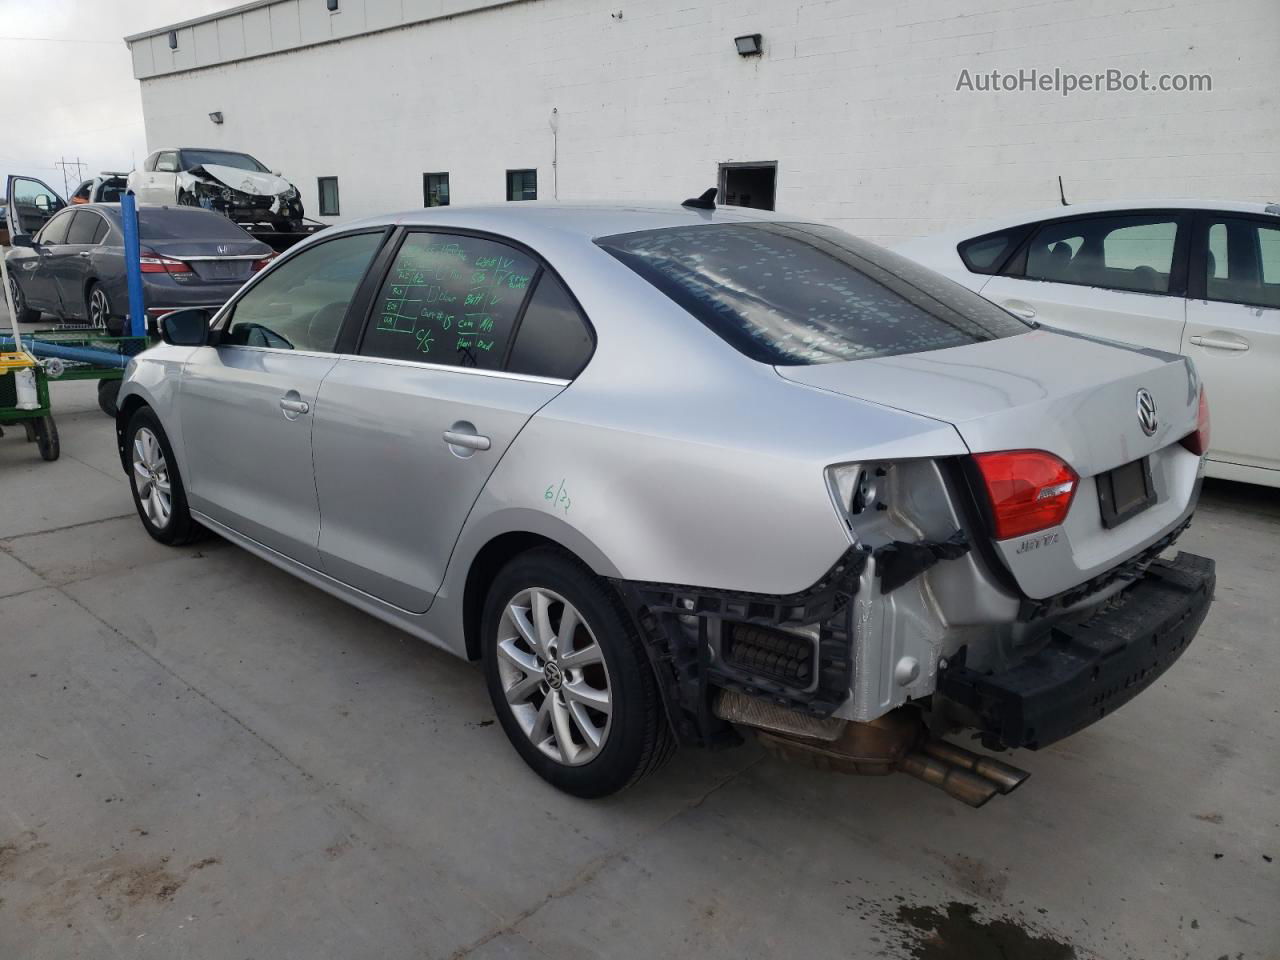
5, 202, 275, 334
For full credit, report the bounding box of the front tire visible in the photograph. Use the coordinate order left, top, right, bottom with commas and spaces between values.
126, 407, 203, 545
482, 547, 674, 798
8, 276, 40, 324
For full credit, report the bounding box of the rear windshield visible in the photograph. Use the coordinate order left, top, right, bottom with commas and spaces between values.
139, 208, 254, 241
596, 222, 1030, 365
182, 150, 268, 172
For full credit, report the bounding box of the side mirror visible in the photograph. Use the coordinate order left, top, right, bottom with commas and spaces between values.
34, 195, 53, 212
159, 308, 213, 347
272, 170, 282, 177
10, 234, 35, 248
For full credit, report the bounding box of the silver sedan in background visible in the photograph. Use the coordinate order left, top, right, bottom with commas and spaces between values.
114, 201, 1215, 803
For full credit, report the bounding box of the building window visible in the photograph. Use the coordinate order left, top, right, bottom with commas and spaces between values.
423, 172, 450, 207
318, 177, 340, 216
168, 30, 178, 49
506, 169, 537, 202
719, 162, 777, 211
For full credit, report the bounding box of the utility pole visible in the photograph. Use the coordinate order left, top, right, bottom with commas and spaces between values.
53, 157, 88, 199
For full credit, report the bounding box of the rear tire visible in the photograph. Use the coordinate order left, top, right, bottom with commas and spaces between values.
125, 406, 204, 545
86, 282, 112, 330
482, 547, 674, 798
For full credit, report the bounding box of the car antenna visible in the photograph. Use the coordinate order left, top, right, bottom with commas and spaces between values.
1058, 175, 1069, 206
682, 187, 718, 210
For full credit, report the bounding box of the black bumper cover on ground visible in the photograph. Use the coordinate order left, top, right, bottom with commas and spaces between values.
938, 551, 1215, 750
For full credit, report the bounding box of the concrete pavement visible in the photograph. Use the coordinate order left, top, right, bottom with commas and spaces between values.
1, 372, 1277, 959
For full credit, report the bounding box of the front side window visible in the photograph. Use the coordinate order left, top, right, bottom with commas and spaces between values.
318, 177, 340, 216
360, 232, 536, 370
424, 172, 450, 207
958, 227, 1029, 275
38, 209, 74, 245
1203, 217, 1280, 309
598, 222, 1029, 366
506, 272, 594, 379
223, 232, 381, 352
1024, 215, 1178, 294
506, 169, 537, 202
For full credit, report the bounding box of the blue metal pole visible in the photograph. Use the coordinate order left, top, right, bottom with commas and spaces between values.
120, 194, 146, 338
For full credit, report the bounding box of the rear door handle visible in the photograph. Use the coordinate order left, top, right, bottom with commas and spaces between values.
1188, 335, 1249, 352
77, 251, 90, 258
1004, 302, 1037, 320
443, 430, 491, 451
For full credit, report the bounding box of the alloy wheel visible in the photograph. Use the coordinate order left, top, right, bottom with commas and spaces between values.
495, 587, 613, 766
89, 287, 109, 328
9, 277, 24, 317
132, 427, 172, 528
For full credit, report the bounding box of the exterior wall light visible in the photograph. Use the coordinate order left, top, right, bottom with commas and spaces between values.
735, 34, 762, 56
209, 111, 224, 124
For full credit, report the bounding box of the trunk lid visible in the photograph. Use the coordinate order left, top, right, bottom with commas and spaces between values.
144, 238, 269, 283
779, 328, 1203, 598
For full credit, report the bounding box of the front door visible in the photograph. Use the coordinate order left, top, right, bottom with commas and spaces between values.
312, 230, 563, 612
979, 211, 1189, 354
1183, 213, 1280, 475
179, 230, 385, 566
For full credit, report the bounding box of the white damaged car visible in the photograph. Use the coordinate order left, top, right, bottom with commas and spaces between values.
127, 147, 308, 234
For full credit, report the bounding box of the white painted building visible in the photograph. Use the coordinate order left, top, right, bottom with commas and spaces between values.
126, 0, 1279, 244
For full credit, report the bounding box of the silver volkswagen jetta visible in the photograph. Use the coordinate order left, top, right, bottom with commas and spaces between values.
115, 199, 1215, 804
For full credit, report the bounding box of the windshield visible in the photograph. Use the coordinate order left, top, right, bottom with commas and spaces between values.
182, 150, 269, 173
139, 207, 257, 241
597, 221, 1030, 365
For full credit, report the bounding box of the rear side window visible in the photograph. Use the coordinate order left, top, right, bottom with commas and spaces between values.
90, 216, 110, 244
958, 227, 1028, 274
360, 232, 537, 370
507, 273, 594, 379
66, 211, 101, 245
1024, 215, 1178, 294
1203, 217, 1280, 309
597, 221, 1029, 366
224, 232, 381, 352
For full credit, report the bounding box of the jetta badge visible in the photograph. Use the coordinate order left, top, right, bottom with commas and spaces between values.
1136, 388, 1158, 436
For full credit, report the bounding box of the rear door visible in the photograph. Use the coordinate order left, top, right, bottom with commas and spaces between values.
978, 211, 1189, 354
178, 230, 385, 566
312, 229, 588, 612
1183, 213, 1280, 476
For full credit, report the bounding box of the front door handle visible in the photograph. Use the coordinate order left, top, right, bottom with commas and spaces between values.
279, 397, 310, 416
77, 251, 90, 258
1188, 335, 1249, 352
443, 430, 491, 451
1003, 301, 1037, 320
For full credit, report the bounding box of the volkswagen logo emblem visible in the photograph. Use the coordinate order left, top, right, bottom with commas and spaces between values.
1136, 388, 1158, 436
543, 661, 564, 690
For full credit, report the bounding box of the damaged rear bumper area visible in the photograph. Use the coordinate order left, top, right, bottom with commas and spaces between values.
936, 551, 1215, 751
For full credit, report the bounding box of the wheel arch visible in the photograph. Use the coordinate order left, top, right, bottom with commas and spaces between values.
461, 530, 611, 663
115, 393, 151, 473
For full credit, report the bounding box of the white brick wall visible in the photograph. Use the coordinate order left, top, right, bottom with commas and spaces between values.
134, 0, 1280, 244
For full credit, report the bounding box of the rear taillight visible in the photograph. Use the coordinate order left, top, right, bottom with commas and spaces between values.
1179, 387, 1210, 456
138, 248, 192, 274
973, 450, 1078, 541
251, 255, 275, 273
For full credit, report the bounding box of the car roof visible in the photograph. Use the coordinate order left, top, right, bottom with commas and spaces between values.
924, 198, 1280, 242
335, 201, 810, 245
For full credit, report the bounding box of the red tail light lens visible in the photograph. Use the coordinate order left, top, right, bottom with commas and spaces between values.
138, 248, 192, 274
1179, 387, 1210, 456
251, 255, 275, 273
973, 450, 1079, 540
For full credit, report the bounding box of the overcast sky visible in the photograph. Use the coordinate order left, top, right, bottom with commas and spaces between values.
0, 0, 230, 198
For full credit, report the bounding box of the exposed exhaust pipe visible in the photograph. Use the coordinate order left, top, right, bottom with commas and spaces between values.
716, 690, 1028, 807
